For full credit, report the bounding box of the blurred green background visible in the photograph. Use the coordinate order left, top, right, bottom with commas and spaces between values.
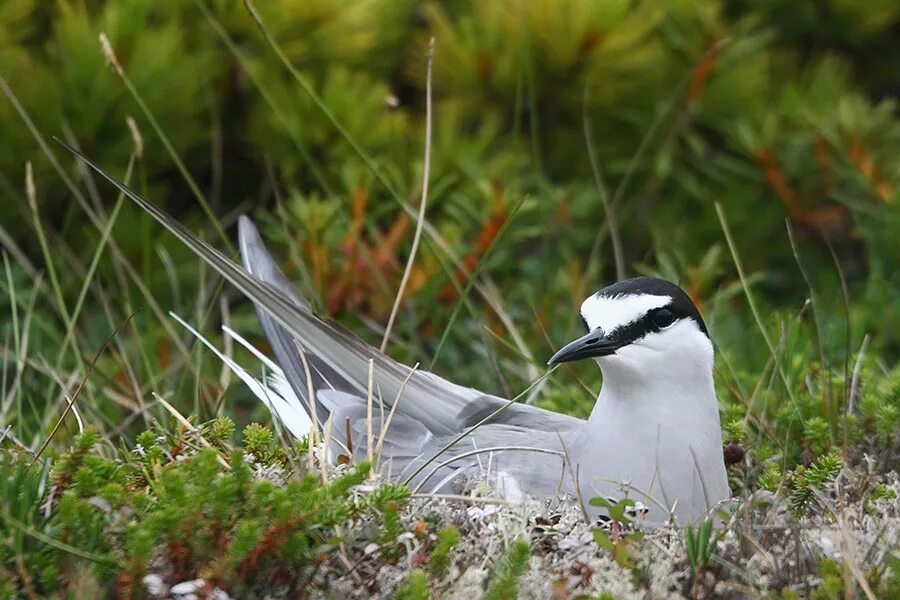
1, 0, 899, 443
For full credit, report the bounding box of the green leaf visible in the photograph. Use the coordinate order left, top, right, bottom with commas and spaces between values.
593, 530, 615, 551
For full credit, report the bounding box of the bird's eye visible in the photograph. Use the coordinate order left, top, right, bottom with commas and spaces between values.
652, 308, 675, 328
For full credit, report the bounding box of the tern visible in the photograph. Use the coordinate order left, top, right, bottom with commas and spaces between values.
58, 140, 731, 526
238, 219, 730, 525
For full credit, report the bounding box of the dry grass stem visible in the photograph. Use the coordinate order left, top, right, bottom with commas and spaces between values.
380, 38, 434, 352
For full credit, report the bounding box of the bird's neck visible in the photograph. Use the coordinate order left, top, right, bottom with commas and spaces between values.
587, 359, 720, 428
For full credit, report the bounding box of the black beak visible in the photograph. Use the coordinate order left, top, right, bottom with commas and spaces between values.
547, 329, 623, 365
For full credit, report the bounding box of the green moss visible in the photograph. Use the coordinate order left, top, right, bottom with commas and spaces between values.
0, 424, 409, 597
393, 569, 430, 600
428, 525, 460, 581
484, 539, 531, 600
787, 452, 842, 514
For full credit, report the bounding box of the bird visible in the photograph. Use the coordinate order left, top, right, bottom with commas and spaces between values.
55, 139, 731, 526
237, 217, 731, 526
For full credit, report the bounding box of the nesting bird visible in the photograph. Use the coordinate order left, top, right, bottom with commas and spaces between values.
59, 140, 732, 526
238, 218, 730, 525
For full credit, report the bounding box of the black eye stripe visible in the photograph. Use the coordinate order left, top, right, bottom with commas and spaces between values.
580, 315, 589, 332
606, 305, 686, 344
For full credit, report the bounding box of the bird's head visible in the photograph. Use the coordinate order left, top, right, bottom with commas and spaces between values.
548, 277, 712, 381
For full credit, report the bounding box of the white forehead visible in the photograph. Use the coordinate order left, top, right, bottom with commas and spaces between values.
580, 293, 671, 333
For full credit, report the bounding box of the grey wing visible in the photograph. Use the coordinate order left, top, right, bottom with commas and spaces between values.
400, 425, 577, 499
238, 215, 480, 433
57, 144, 580, 439
238, 216, 582, 436
454, 395, 582, 430
237, 220, 338, 424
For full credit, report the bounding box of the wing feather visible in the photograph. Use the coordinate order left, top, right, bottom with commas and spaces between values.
57, 139, 583, 438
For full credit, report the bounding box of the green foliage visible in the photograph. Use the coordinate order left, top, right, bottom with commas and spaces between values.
802, 416, 831, 456
241, 422, 285, 467
758, 462, 783, 493
50, 428, 100, 492
798, 556, 900, 600
0, 424, 408, 597
366, 482, 413, 509
589, 496, 647, 569
786, 451, 842, 514
722, 419, 747, 445
377, 499, 406, 563
684, 518, 716, 577
870, 482, 897, 503
484, 539, 532, 600
0, 451, 67, 595
393, 569, 430, 600
428, 525, 460, 581
205, 416, 236, 447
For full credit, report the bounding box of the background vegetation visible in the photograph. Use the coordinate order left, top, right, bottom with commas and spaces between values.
0, 0, 898, 597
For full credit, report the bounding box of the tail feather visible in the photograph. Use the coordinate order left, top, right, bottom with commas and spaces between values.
170, 312, 312, 441
237, 216, 485, 434
237, 217, 342, 426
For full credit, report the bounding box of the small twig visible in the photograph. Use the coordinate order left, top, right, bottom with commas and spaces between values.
154, 393, 229, 469
366, 359, 374, 467
373, 362, 420, 465
558, 434, 589, 523
381, 38, 434, 352
344, 417, 353, 456
847, 334, 869, 415
321, 414, 333, 484
296, 344, 319, 465
28, 312, 137, 471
